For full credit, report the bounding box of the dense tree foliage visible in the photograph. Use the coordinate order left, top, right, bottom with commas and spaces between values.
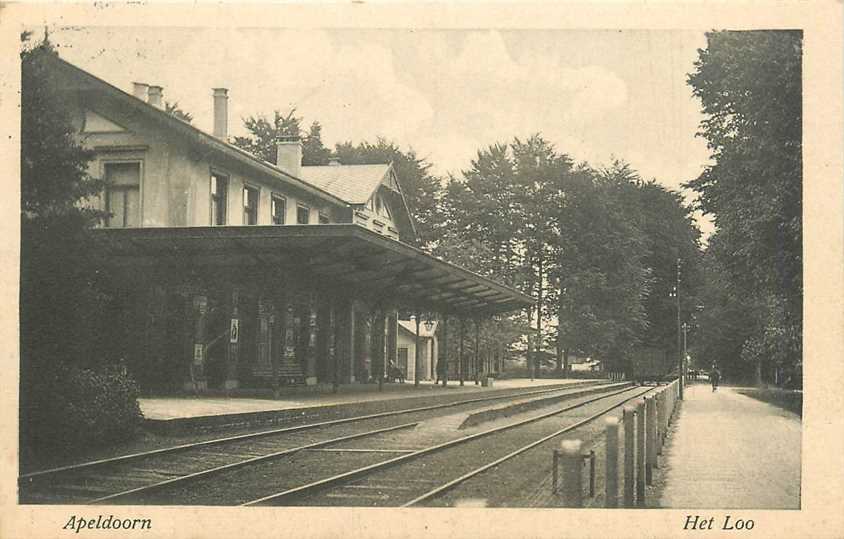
686, 30, 802, 386
20, 36, 108, 365
437, 137, 701, 377
20, 36, 143, 460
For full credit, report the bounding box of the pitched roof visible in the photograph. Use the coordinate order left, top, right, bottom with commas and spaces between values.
300, 164, 391, 205
48, 53, 349, 208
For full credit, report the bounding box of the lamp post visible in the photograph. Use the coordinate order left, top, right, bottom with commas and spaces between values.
424, 315, 435, 381
669, 258, 683, 399
681, 322, 689, 384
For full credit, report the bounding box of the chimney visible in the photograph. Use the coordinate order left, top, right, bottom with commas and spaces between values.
276, 136, 302, 178
212, 88, 228, 139
147, 85, 163, 108
328, 158, 341, 166
132, 82, 149, 100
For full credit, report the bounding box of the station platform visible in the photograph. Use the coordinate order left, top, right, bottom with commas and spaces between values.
654, 383, 801, 509
140, 378, 596, 434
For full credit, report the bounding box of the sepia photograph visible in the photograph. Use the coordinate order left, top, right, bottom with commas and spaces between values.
2, 2, 842, 538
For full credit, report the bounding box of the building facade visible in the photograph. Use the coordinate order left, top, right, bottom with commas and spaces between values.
46, 54, 533, 394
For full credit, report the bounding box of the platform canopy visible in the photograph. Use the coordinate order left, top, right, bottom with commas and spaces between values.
90, 224, 534, 316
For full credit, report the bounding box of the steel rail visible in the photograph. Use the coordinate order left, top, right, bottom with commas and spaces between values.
21, 381, 614, 482
89, 422, 419, 504
401, 387, 654, 506
241, 384, 642, 506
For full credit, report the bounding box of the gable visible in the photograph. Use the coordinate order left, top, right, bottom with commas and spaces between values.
82, 110, 127, 133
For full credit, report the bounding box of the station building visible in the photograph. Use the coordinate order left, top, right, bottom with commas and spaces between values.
46, 54, 533, 394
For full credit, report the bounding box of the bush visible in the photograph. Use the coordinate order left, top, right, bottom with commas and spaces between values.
22, 361, 144, 457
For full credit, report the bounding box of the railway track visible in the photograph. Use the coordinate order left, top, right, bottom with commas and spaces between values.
19, 380, 625, 504
241, 384, 653, 507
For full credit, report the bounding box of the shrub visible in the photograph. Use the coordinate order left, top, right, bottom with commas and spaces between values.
22, 361, 144, 456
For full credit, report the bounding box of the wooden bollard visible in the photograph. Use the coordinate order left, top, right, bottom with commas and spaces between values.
646, 396, 658, 481
636, 399, 646, 505
623, 406, 635, 507
605, 416, 620, 508
560, 439, 583, 507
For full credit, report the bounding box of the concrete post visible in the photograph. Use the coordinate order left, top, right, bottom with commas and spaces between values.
605, 416, 620, 508
305, 292, 318, 385
623, 406, 635, 507
636, 399, 646, 505
655, 392, 663, 454
329, 301, 338, 392
344, 300, 356, 383
459, 317, 465, 386
186, 294, 208, 392
414, 312, 421, 387
646, 396, 658, 481
440, 314, 449, 386
224, 287, 241, 390
387, 309, 398, 380
473, 319, 480, 385
559, 439, 583, 508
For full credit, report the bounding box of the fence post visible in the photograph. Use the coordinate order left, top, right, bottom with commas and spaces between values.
654, 392, 663, 454
623, 406, 635, 507
605, 416, 620, 508
636, 399, 646, 506
560, 439, 583, 507
646, 396, 658, 480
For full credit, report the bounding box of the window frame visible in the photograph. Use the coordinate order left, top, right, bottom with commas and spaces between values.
271, 194, 287, 225
296, 204, 310, 225
242, 183, 260, 225
318, 211, 330, 224
102, 159, 143, 228
210, 169, 230, 226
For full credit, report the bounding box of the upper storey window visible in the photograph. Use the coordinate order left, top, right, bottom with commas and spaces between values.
318, 212, 330, 224
243, 185, 259, 225
210, 172, 228, 225
104, 162, 140, 228
297, 205, 310, 225
271, 195, 286, 225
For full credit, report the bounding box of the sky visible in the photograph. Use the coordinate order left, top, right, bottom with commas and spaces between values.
47, 26, 714, 236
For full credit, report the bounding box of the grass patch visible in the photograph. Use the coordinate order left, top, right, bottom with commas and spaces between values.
736, 388, 802, 417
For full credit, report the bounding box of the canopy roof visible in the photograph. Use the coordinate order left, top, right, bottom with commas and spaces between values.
90, 224, 534, 316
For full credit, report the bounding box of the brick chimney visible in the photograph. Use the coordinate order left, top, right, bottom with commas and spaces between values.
147, 85, 163, 108
132, 82, 149, 100
276, 136, 302, 178
212, 88, 228, 139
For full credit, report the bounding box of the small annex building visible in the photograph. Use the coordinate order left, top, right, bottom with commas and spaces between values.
44, 52, 533, 394
395, 318, 438, 382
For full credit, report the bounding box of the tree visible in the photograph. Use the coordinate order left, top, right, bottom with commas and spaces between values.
164, 101, 193, 123
549, 162, 652, 374
20, 35, 143, 459
232, 108, 333, 164
233, 109, 302, 162
686, 30, 802, 385
20, 35, 108, 364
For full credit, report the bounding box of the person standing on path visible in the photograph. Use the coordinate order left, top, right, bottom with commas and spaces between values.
710, 364, 721, 392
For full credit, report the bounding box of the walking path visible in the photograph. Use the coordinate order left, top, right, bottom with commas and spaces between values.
656, 383, 801, 509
